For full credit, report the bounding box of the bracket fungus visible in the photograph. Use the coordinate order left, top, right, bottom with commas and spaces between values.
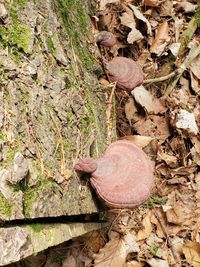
105, 57, 144, 92
96, 31, 117, 47
74, 140, 153, 209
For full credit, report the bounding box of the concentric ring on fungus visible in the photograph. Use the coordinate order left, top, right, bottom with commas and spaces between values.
106, 57, 144, 92
74, 140, 154, 209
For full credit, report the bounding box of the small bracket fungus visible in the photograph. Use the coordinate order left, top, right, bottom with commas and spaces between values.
105, 57, 144, 92
74, 140, 153, 209
96, 31, 117, 47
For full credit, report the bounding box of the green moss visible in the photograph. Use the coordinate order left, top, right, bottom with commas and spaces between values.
194, 6, 200, 27
47, 36, 56, 53
6, 148, 18, 162
0, 0, 31, 61
0, 23, 31, 53
0, 192, 13, 218
0, 133, 5, 141
143, 196, 167, 208
23, 179, 54, 218
29, 223, 44, 233
66, 111, 75, 124
56, 0, 94, 69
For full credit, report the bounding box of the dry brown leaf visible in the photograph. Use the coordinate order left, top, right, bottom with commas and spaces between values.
182, 241, 200, 267
120, 10, 143, 44
125, 261, 144, 267
134, 115, 170, 141
190, 71, 200, 94
99, 77, 111, 87
62, 255, 76, 267
94, 232, 139, 267
143, 0, 163, 7
99, 0, 120, 11
175, 1, 198, 13
124, 97, 137, 125
191, 137, 200, 165
150, 21, 170, 55
131, 86, 166, 114
160, 0, 174, 17
171, 236, 184, 263
190, 54, 200, 80
137, 211, 153, 241
147, 258, 169, 267
129, 4, 152, 35
157, 152, 178, 168
120, 135, 154, 149
164, 190, 198, 228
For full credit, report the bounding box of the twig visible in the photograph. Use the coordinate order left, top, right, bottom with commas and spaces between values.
50, 111, 66, 176
143, 71, 177, 84
165, 45, 200, 96
153, 209, 177, 262
106, 82, 116, 145
178, 13, 199, 58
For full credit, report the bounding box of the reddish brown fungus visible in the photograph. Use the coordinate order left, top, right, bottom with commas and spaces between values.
106, 57, 144, 92
74, 140, 154, 209
96, 31, 117, 47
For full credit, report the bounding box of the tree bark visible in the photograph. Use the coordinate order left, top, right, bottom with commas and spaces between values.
0, 0, 114, 264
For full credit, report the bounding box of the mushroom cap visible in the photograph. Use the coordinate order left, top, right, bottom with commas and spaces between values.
90, 140, 153, 208
106, 57, 144, 92
97, 31, 117, 47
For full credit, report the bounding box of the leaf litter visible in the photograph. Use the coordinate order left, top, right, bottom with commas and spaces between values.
17, 0, 200, 266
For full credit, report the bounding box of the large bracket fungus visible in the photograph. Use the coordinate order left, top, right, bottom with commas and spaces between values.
75, 140, 154, 209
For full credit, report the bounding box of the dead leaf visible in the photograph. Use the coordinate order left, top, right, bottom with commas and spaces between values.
99, 0, 120, 11
94, 232, 139, 267
131, 86, 166, 114
165, 190, 198, 227
62, 255, 76, 267
120, 10, 143, 44
182, 241, 200, 267
128, 4, 152, 35
137, 211, 153, 241
99, 77, 111, 87
176, 1, 198, 13
143, 0, 163, 7
120, 135, 154, 149
191, 136, 200, 164
134, 115, 170, 141
124, 97, 137, 125
125, 261, 144, 267
150, 21, 170, 55
157, 152, 178, 168
147, 258, 169, 267
190, 71, 200, 94
190, 54, 200, 80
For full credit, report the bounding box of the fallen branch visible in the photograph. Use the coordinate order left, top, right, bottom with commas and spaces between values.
164, 45, 200, 96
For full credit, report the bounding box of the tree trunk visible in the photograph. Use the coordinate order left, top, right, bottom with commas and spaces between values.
0, 0, 114, 264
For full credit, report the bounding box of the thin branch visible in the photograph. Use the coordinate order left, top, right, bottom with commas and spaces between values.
165, 45, 200, 96
143, 71, 177, 84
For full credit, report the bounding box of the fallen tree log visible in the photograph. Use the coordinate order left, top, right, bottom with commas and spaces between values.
0, 0, 113, 264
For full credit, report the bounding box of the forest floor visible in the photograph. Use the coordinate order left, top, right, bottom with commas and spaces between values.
10, 0, 200, 266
